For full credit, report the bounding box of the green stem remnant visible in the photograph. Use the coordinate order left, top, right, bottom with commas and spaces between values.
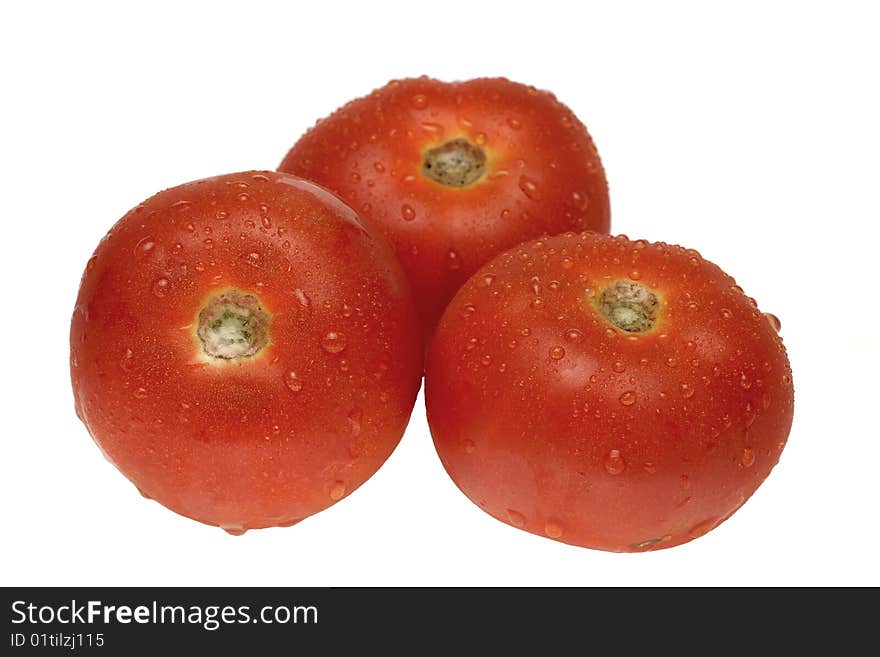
597, 281, 660, 333
422, 138, 487, 187
197, 290, 270, 359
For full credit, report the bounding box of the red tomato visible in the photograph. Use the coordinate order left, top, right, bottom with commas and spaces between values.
279, 77, 610, 335
425, 232, 794, 551
70, 171, 422, 534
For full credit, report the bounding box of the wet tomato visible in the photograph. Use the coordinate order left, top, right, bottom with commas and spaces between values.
70, 171, 423, 534
425, 232, 794, 551
279, 77, 610, 335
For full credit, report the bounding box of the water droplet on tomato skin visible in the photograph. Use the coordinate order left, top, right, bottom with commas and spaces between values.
604, 449, 626, 475
507, 509, 525, 527
151, 277, 170, 298
619, 391, 637, 406
284, 371, 302, 392
544, 521, 564, 539
612, 360, 626, 373
447, 250, 461, 271
463, 439, 476, 454
401, 204, 416, 221
134, 237, 155, 259
740, 447, 755, 468
293, 288, 311, 312
764, 312, 782, 332
329, 481, 347, 501
321, 331, 347, 354
120, 349, 135, 371
518, 175, 541, 201
688, 518, 719, 539
223, 527, 248, 536
549, 346, 566, 360
630, 535, 670, 550
410, 93, 428, 109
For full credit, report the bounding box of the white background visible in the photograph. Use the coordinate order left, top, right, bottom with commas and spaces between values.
2, 1, 877, 586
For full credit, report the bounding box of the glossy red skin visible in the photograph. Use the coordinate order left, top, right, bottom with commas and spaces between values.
426, 232, 794, 551
279, 77, 610, 335
70, 171, 422, 533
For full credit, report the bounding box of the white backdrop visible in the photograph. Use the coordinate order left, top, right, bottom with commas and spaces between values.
2, 1, 877, 586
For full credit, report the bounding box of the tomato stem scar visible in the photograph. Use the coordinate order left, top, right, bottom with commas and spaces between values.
197, 290, 270, 359
597, 280, 659, 333
422, 138, 487, 187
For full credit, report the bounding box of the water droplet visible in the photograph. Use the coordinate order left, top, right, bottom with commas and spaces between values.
151, 277, 169, 297
619, 391, 637, 406
665, 356, 677, 368
447, 250, 460, 270
410, 93, 428, 109
507, 509, 525, 527
482, 273, 496, 286
215, 210, 229, 220
329, 481, 346, 501
761, 391, 772, 410
764, 312, 781, 332
500, 208, 512, 219
744, 402, 756, 428
604, 449, 626, 475
133, 387, 148, 399
631, 536, 670, 550
203, 238, 214, 250
741, 447, 755, 468
571, 191, 589, 210
120, 349, 135, 371
688, 518, 718, 539
480, 354, 493, 366
739, 373, 752, 389
238, 193, 250, 202
506, 117, 522, 130
613, 360, 626, 373
245, 252, 261, 267
720, 308, 733, 319
549, 346, 566, 360
544, 521, 564, 539
293, 288, 311, 312
561, 256, 574, 269
401, 204, 416, 221
464, 439, 476, 454
564, 328, 583, 342
135, 237, 155, 259
518, 175, 541, 200
223, 527, 247, 536
321, 331, 347, 354
284, 371, 302, 392
373, 161, 386, 173
260, 214, 271, 230
680, 382, 695, 399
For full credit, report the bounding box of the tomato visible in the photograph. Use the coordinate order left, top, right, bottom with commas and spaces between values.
70, 171, 423, 534
279, 77, 610, 335
425, 232, 794, 551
